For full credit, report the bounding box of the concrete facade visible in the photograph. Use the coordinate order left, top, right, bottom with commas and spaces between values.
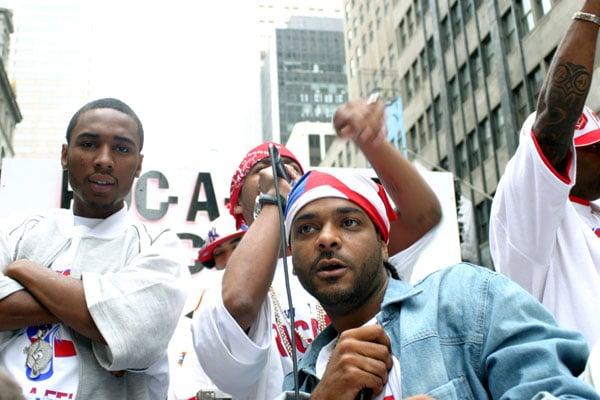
341, 0, 600, 266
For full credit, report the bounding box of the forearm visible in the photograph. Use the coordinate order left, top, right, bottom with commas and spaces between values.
0, 289, 58, 330
6, 261, 105, 343
222, 205, 281, 331
533, 0, 600, 167
361, 139, 441, 252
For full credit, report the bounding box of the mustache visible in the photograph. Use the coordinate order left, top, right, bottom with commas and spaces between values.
310, 251, 351, 271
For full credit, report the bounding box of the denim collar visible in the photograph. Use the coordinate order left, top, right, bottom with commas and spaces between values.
296, 278, 421, 379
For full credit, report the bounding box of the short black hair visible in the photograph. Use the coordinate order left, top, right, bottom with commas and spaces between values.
65, 98, 144, 151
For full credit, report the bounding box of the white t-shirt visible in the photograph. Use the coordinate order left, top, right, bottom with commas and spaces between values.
490, 116, 600, 347
191, 257, 325, 400
0, 216, 101, 400
168, 269, 229, 400
315, 318, 401, 400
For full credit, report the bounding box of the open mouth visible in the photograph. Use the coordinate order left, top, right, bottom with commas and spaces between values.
316, 259, 349, 279
89, 175, 115, 193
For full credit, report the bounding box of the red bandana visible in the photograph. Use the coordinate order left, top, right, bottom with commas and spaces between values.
228, 142, 303, 228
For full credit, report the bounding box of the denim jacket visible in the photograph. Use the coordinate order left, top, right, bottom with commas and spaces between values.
282, 264, 598, 399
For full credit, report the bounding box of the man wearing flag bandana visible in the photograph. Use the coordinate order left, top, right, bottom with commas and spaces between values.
278, 159, 597, 399
191, 98, 443, 399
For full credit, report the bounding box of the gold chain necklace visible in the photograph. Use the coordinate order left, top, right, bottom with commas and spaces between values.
269, 286, 327, 357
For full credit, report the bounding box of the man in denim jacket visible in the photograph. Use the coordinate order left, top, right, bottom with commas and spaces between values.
276, 101, 598, 399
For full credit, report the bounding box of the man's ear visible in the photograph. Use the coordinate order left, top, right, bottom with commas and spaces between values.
135, 153, 144, 178
381, 241, 389, 262
61, 144, 68, 170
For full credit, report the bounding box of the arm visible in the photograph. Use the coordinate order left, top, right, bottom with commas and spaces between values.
222, 168, 298, 331
5, 260, 104, 342
0, 289, 58, 330
533, 0, 600, 170
333, 100, 442, 254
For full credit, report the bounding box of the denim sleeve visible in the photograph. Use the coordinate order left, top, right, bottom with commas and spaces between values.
481, 274, 599, 400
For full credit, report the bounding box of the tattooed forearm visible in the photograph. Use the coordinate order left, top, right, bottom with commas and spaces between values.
534, 62, 592, 168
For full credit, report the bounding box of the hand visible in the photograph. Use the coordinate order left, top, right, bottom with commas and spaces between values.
257, 164, 298, 198
333, 99, 387, 150
311, 325, 392, 400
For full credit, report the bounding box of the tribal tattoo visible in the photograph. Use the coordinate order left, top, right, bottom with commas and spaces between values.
534, 62, 592, 168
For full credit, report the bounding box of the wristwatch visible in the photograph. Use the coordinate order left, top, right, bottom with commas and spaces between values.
253, 193, 286, 219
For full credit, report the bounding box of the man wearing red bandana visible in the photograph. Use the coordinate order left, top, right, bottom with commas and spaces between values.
191, 98, 442, 399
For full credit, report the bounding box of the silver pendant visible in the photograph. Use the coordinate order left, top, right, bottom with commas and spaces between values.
26, 339, 52, 378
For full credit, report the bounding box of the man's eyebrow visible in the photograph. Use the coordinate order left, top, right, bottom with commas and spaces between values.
74, 132, 137, 147
113, 135, 137, 146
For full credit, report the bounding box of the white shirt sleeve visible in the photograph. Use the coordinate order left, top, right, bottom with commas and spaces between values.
83, 229, 189, 371
191, 287, 273, 399
490, 115, 576, 298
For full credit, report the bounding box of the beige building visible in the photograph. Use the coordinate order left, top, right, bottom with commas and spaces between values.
0, 8, 21, 169
339, 0, 600, 266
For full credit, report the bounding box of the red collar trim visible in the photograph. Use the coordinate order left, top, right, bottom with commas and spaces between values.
569, 195, 591, 206
530, 131, 573, 185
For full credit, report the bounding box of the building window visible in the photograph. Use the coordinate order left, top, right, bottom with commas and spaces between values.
369, 22, 374, 42
308, 134, 321, 166
450, 2, 461, 38
404, 71, 413, 101
409, 126, 418, 151
469, 50, 482, 90
423, 0, 430, 14
412, 60, 420, 90
482, 35, 493, 76
398, 20, 407, 50
467, 130, 480, 170
389, 44, 396, 67
462, 0, 473, 22
449, 77, 459, 113
528, 65, 544, 101
426, 106, 435, 139
459, 64, 470, 102
420, 49, 428, 78
475, 200, 492, 243
376, 7, 382, 28
513, 83, 528, 124
441, 17, 451, 51
427, 37, 437, 69
478, 117, 493, 160
414, 0, 422, 22
407, 6, 414, 36
536, 0, 552, 16
517, 0, 535, 34
434, 96, 443, 130
456, 140, 469, 177
502, 9, 517, 53
418, 116, 426, 147
491, 106, 507, 149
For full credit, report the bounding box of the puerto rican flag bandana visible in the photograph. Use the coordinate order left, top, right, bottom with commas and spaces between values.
228, 142, 303, 229
284, 171, 397, 243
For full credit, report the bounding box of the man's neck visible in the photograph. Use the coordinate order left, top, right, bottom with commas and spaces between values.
328, 273, 389, 333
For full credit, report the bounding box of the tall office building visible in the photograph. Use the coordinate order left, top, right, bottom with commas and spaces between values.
342, 0, 600, 266
0, 7, 21, 168
4, 1, 94, 159
256, 0, 343, 56
261, 16, 349, 144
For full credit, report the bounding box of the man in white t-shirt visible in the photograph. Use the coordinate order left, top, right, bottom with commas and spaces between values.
0, 98, 188, 399
168, 226, 246, 400
490, 1, 600, 347
191, 98, 442, 399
